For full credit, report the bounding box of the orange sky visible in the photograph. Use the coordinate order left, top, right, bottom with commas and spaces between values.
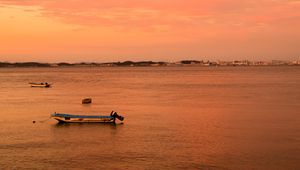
0, 0, 299, 62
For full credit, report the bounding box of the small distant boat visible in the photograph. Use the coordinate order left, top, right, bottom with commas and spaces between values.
82, 98, 92, 104
51, 111, 124, 123
29, 82, 51, 88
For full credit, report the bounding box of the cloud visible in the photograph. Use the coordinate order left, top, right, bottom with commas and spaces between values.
0, 0, 299, 32
1, 0, 299, 40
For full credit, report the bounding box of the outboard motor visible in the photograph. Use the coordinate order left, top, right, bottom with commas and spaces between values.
114, 112, 124, 121
110, 111, 124, 121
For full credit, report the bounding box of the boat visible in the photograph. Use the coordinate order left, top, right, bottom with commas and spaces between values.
51, 111, 124, 123
82, 98, 92, 104
29, 82, 51, 88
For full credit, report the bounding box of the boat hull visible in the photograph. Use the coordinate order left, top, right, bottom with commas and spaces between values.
31, 84, 50, 88
82, 98, 92, 104
29, 83, 51, 88
52, 116, 115, 123
51, 113, 120, 123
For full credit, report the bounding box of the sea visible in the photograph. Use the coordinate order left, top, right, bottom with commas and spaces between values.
0, 66, 299, 170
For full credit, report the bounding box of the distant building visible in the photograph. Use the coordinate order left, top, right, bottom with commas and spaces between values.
292, 60, 300, 65
272, 60, 289, 65
232, 60, 250, 66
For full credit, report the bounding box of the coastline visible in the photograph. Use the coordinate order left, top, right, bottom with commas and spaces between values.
1, 60, 300, 68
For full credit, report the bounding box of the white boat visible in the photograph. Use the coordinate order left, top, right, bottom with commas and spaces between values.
51, 111, 124, 123
29, 82, 51, 88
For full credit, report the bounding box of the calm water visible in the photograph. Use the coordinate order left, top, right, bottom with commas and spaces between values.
0, 66, 299, 169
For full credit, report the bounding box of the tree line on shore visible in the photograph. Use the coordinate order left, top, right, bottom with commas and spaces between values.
0, 60, 299, 67
0, 61, 167, 67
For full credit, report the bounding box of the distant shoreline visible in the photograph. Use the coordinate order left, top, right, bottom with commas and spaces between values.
0, 60, 299, 67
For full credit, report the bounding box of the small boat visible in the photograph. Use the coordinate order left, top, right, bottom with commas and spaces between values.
82, 98, 92, 104
29, 82, 51, 88
51, 111, 124, 123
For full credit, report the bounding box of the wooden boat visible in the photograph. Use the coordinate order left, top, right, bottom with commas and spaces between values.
82, 98, 92, 104
29, 82, 51, 88
51, 111, 124, 123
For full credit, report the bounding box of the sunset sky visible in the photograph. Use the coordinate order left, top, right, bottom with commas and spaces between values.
0, 0, 299, 62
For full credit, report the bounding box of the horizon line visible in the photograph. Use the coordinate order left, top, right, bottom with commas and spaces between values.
1, 59, 299, 64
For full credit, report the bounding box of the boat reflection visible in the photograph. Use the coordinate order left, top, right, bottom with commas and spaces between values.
53, 121, 124, 128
